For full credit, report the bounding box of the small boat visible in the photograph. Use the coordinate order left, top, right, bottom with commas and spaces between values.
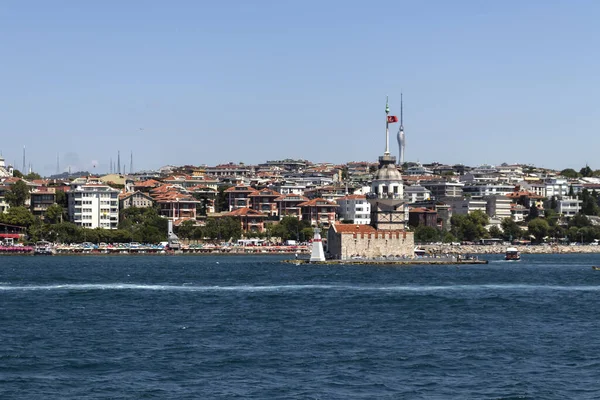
34, 241, 55, 255
592, 266, 600, 271
505, 247, 520, 261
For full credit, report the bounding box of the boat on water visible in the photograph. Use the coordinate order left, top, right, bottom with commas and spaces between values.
593, 266, 600, 271
34, 240, 55, 255
505, 247, 521, 261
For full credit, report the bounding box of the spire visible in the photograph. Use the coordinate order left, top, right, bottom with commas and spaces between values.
400, 92, 404, 130
117, 151, 121, 175
397, 93, 406, 166
130, 151, 133, 175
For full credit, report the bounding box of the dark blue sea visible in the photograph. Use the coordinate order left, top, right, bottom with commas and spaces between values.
1, 254, 600, 399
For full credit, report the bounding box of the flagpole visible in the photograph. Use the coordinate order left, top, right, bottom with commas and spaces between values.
385, 96, 390, 155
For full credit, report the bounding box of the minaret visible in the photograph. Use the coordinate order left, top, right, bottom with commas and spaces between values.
397, 93, 405, 166
117, 151, 121, 175
130, 151, 133, 175
22, 146, 26, 173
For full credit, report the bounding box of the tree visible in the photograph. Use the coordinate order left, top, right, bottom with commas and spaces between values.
215, 185, 233, 212
0, 206, 35, 227
5, 180, 30, 207
580, 165, 593, 178
568, 213, 590, 228
501, 218, 522, 241
414, 226, 441, 243
45, 204, 64, 224
528, 218, 550, 243
12, 169, 23, 178
271, 216, 311, 242
450, 211, 489, 242
549, 196, 557, 211
177, 219, 196, 240
55, 190, 68, 208
579, 188, 599, 216
488, 225, 503, 239
527, 204, 539, 221
24, 172, 42, 180
560, 168, 579, 179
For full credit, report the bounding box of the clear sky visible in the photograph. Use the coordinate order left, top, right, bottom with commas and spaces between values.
1, 1, 599, 176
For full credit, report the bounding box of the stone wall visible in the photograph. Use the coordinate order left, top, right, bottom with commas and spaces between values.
328, 231, 415, 260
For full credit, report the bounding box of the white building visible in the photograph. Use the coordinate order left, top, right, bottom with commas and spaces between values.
68, 183, 120, 229
0, 156, 14, 178
443, 197, 487, 216
556, 196, 582, 218
544, 178, 569, 198
336, 194, 371, 225
463, 183, 515, 197
404, 185, 432, 203
484, 195, 512, 220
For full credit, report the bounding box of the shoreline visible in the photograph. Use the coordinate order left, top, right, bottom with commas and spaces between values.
421, 244, 600, 255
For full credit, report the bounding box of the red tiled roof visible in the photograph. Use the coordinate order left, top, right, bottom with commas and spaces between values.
274, 193, 309, 202
331, 223, 407, 234
248, 188, 281, 197
224, 185, 259, 193
332, 224, 377, 234
297, 198, 339, 207
223, 207, 266, 217
337, 194, 366, 201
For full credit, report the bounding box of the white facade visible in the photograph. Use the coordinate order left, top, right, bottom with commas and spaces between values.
444, 197, 487, 216
463, 183, 515, 197
545, 178, 569, 198
404, 185, 432, 203
0, 157, 14, 178
556, 196, 582, 217
484, 195, 512, 220
68, 184, 120, 229
336, 195, 371, 225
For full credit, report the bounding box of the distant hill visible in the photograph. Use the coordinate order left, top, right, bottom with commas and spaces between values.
49, 171, 91, 180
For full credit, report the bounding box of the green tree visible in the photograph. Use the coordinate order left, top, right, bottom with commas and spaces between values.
488, 225, 503, 239
0, 206, 35, 227
271, 216, 311, 242
12, 169, 23, 178
580, 165, 593, 178
5, 180, 30, 207
24, 172, 42, 180
215, 185, 233, 212
560, 168, 579, 179
528, 218, 550, 243
414, 226, 441, 243
55, 190, 68, 208
44, 203, 64, 224
501, 218, 522, 241
177, 219, 196, 240
579, 188, 599, 216
450, 212, 489, 242
527, 204, 539, 221
568, 213, 590, 228
442, 231, 457, 243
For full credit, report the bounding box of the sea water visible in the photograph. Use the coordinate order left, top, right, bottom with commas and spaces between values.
1, 254, 600, 399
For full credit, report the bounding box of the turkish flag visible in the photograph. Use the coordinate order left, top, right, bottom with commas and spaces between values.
387, 116, 398, 123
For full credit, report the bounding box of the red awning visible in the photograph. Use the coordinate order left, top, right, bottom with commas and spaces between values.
0, 234, 21, 239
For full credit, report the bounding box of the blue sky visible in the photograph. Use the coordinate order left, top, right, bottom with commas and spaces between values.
1, 1, 599, 175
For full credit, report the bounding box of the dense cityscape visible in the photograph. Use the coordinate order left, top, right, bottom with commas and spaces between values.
2, 144, 600, 255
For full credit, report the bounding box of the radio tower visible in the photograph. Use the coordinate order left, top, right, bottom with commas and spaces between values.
396, 93, 405, 166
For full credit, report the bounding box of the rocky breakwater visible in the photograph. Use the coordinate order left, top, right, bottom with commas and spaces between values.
422, 244, 600, 255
